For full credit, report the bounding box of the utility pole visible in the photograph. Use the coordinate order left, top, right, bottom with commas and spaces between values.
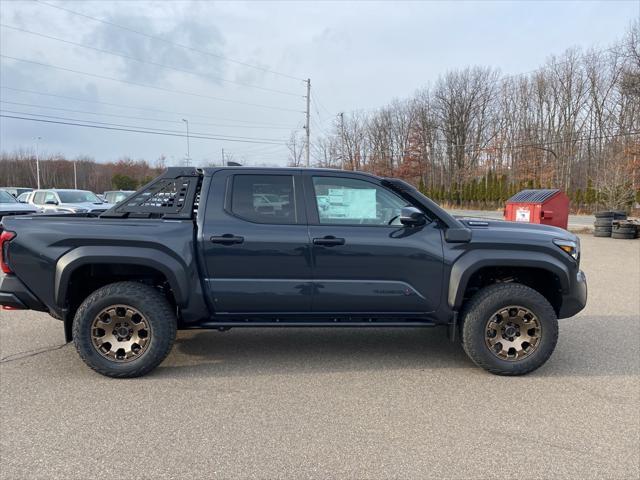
221, 148, 225, 167
181, 118, 191, 166
73, 160, 77, 189
339, 112, 345, 170
33, 136, 42, 189
304, 78, 311, 167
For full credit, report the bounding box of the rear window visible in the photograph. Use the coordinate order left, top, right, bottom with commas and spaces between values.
230, 175, 296, 224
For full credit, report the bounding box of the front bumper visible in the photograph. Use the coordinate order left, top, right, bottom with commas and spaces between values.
558, 269, 587, 318
0, 273, 47, 311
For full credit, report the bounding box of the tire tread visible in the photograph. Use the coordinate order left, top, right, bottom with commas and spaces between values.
73, 281, 177, 378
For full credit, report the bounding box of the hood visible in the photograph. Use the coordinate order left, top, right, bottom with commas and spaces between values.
0, 202, 39, 212
456, 216, 577, 243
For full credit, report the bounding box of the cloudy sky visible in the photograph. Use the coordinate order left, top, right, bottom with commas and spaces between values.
0, 0, 637, 167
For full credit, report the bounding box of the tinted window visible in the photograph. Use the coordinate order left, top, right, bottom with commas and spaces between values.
57, 191, 101, 203
0, 191, 17, 203
312, 176, 407, 225
231, 175, 296, 224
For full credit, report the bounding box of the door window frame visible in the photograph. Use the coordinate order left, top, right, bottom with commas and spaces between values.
222, 172, 307, 226
303, 173, 419, 228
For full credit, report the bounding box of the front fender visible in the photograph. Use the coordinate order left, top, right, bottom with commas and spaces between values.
448, 249, 571, 310
54, 246, 189, 308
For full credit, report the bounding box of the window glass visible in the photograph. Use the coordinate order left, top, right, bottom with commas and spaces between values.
57, 191, 101, 203
44, 192, 58, 204
231, 175, 296, 224
312, 176, 407, 225
33, 192, 46, 205
0, 191, 17, 203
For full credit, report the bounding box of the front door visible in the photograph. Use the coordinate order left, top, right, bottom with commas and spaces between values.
201, 170, 312, 314
305, 173, 444, 315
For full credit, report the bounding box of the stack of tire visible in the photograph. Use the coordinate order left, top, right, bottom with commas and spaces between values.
593, 211, 627, 238
612, 220, 639, 239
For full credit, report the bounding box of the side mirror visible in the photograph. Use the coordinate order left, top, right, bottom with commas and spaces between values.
400, 206, 426, 227
45, 200, 58, 205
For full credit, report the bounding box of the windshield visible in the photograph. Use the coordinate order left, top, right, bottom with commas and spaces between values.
57, 191, 102, 203
107, 191, 132, 203
0, 190, 18, 203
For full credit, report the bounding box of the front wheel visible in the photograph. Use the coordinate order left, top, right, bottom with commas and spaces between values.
73, 281, 177, 378
461, 283, 558, 376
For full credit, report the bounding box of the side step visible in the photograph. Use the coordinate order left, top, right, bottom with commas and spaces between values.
188, 321, 438, 329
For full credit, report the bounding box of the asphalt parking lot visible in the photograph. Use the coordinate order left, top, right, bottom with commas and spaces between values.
1, 234, 638, 480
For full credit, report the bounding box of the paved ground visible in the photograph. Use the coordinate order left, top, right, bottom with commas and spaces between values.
1, 235, 639, 479
449, 209, 596, 229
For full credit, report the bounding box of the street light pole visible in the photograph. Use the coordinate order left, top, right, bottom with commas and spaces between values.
34, 136, 42, 189
73, 160, 78, 189
181, 118, 190, 166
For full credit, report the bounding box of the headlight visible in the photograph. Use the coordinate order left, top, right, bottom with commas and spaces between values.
553, 238, 580, 262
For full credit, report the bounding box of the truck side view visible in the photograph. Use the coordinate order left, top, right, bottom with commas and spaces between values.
0, 167, 587, 377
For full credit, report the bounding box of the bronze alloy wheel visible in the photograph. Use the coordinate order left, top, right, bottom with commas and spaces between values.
90, 305, 152, 362
484, 306, 541, 361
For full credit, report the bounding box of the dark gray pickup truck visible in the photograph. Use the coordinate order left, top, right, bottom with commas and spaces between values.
0, 167, 587, 377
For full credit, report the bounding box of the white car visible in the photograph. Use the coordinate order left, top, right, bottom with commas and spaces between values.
30, 189, 113, 214
16, 191, 35, 204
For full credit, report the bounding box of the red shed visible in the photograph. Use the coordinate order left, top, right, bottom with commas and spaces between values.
504, 189, 569, 230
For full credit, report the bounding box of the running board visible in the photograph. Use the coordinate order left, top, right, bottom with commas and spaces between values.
187, 321, 439, 329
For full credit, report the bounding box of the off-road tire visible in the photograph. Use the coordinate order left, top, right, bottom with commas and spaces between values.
611, 231, 636, 239
73, 281, 177, 378
594, 211, 614, 219
593, 230, 611, 237
461, 283, 558, 376
594, 219, 612, 227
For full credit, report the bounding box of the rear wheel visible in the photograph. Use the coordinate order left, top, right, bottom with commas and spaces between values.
73, 281, 176, 378
461, 283, 558, 375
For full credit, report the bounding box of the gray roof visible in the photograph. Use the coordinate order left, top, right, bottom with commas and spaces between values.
507, 189, 560, 203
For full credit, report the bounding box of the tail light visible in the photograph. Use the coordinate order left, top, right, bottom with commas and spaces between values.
0, 230, 16, 274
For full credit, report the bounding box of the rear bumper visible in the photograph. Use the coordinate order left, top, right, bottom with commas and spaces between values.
0, 274, 47, 311
558, 269, 587, 318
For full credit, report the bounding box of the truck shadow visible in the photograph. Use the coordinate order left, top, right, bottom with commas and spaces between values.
156, 315, 638, 379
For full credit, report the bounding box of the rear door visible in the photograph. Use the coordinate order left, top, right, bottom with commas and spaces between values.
200, 170, 312, 314
304, 172, 444, 315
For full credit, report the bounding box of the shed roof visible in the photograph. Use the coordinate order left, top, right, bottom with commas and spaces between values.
507, 189, 560, 203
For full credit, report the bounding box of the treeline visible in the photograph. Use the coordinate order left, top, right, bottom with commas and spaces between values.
297, 21, 640, 211
0, 151, 165, 193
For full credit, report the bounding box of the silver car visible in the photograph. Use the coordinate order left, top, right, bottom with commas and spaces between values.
0, 189, 40, 220
30, 189, 113, 214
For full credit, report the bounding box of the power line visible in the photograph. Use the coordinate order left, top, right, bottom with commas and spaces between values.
0, 86, 294, 127
0, 55, 303, 113
0, 109, 287, 142
0, 100, 298, 130
343, 130, 640, 159
1, 113, 287, 145
0, 23, 303, 98
36, 0, 306, 82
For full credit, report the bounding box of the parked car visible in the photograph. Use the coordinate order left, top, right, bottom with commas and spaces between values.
103, 190, 135, 204
16, 191, 34, 204
0, 189, 39, 222
29, 189, 113, 214
0, 167, 587, 378
0, 187, 33, 198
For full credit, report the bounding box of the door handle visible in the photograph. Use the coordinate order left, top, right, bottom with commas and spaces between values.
313, 236, 345, 246
210, 234, 244, 245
